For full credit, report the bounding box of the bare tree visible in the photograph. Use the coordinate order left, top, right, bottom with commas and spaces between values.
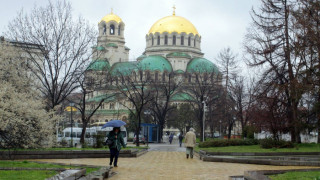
148, 72, 181, 142
293, 0, 320, 143
114, 68, 153, 146
245, 0, 304, 142
186, 64, 221, 141
5, 0, 96, 110
69, 72, 113, 144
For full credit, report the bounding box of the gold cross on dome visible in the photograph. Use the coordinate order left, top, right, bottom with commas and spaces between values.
173, 5, 176, 16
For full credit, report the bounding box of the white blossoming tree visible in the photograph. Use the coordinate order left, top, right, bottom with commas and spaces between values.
0, 42, 57, 149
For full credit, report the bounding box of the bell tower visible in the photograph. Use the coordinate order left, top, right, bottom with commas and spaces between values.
94, 10, 130, 66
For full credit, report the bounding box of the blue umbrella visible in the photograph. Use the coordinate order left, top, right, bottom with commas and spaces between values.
102, 120, 126, 128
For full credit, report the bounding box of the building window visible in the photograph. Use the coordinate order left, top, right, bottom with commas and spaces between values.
110, 103, 114, 110
110, 24, 115, 35
194, 39, 196, 47
162, 73, 166, 81
101, 103, 105, 109
181, 36, 184, 45
157, 36, 160, 45
173, 35, 176, 45
188, 37, 191, 46
139, 71, 143, 81
103, 24, 106, 35
152, 36, 154, 46
155, 71, 158, 81
118, 25, 121, 35
164, 35, 168, 45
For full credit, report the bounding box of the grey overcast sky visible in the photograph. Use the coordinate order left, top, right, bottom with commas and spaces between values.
0, 0, 261, 65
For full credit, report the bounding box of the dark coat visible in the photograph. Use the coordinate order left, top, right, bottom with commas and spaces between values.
107, 131, 126, 151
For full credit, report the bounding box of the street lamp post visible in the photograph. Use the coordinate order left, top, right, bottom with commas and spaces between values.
202, 101, 206, 142
70, 103, 74, 147
220, 120, 222, 139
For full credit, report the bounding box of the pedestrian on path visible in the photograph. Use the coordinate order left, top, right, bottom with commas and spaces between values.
178, 132, 184, 147
169, 133, 174, 144
184, 128, 196, 159
107, 127, 126, 167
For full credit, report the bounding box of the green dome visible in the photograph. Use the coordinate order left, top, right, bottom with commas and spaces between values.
171, 92, 194, 101
166, 52, 191, 59
110, 61, 138, 77
137, 54, 147, 61
186, 58, 219, 74
138, 56, 172, 72
86, 59, 110, 71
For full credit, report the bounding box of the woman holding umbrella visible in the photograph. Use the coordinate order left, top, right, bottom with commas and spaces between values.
107, 127, 126, 167
104, 120, 127, 168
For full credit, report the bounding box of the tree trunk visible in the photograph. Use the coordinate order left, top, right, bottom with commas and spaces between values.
80, 121, 88, 144
227, 123, 233, 139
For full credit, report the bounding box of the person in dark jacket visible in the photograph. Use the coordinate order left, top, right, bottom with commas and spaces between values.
107, 127, 126, 167
169, 133, 174, 144
178, 132, 184, 147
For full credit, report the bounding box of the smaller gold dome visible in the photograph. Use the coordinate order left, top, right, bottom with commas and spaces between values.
148, 15, 199, 36
100, 12, 122, 24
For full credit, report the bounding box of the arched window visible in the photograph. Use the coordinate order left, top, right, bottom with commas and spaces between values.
139, 70, 143, 81
152, 36, 154, 46
173, 35, 176, 45
164, 35, 168, 45
188, 37, 191, 46
157, 36, 160, 45
162, 72, 166, 81
181, 36, 184, 45
194, 39, 196, 47
103, 24, 106, 35
118, 25, 121, 35
110, 24, 115, 35
155, 71, 159, 81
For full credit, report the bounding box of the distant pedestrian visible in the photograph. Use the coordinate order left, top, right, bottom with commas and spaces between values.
184, 128, 196, 159
107, 127, 126, 168
169, 133, 174, 144
178, 133, 184, 147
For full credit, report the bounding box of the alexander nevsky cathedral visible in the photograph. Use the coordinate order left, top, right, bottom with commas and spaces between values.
84, 8, 220, 125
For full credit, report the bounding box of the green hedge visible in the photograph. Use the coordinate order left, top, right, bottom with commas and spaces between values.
198, 138, 295, 149
259, 138, 294, 149
199, 139, 259, 148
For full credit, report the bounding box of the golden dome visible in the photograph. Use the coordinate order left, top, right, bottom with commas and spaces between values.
100, 12, 122, 24
148, 15, 199, 36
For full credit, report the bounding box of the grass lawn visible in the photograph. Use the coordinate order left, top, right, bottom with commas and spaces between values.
268, 171, 320, 180
196, 143, 320, 153
0, 145, 148, 151
0, 160, 99, 180
0, 170, 57, 180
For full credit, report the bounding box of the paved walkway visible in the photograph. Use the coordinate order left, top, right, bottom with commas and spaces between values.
34, 143, 317, 180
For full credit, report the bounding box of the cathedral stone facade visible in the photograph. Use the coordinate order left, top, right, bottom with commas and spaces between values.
84, 9, 219, 125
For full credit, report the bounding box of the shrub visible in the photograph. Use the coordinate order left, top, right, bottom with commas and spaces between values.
198, 139, 259, 148
259, 138, 294, 149
93, 134, 105, 148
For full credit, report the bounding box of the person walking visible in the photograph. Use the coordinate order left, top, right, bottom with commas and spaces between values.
169, 133, 174, 144
107, 127, 126, 167
178, 132, 184, 147
184, 128, 196, 159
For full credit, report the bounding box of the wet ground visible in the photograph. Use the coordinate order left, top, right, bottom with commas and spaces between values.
33, 143, 318, 180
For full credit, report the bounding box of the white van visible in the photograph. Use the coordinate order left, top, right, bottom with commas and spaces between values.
58, 126, 127, 147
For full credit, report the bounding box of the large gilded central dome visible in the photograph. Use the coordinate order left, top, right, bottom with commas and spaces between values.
148, 15, 199, 36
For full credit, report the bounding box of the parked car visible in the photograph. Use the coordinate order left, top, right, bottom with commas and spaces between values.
133, 134, 145, 144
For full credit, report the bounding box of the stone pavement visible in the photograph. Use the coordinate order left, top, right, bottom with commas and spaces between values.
34, 143, 317, 180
